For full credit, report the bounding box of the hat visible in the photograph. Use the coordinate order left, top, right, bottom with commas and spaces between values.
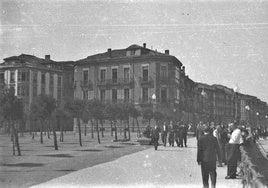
203, 125, 211, 133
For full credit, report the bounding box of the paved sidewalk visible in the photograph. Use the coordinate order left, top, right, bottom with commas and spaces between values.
32, 138, 242, 188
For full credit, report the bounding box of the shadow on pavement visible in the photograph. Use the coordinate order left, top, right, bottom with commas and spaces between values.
38, 154, 73, 158
104, 146, 125, 148
55, 169, 77, 172
74, 149, 103, 152
1, 163, 44, 167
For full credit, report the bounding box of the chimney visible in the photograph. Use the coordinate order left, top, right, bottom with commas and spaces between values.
143, 43, 146, 48
182, 66, 185, 74
165, 50, 169, 55
107, 48, 112, 57
45, 55, 50, 61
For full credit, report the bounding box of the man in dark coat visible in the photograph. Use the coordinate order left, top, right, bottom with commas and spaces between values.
182, 123, 188, 147
168, 121, 175, 147
178, 124, 184, 147
197, 126, 221, 188
151, 125, 161, 150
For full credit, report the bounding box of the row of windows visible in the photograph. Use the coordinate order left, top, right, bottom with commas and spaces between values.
8, 70, 62, 87
82, 65, 168, 83
82, 87, 168, 103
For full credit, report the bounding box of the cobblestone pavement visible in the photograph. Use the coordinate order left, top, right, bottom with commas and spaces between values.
32, 138, 242, 188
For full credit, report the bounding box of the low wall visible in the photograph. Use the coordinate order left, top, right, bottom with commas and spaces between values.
240, 144, 267, 188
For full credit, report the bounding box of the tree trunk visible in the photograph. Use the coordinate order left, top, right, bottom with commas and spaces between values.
11, 130, 15, 155
47, 129, 50, 139
40, 122, 43, 144
60, 125, 64, 142
52, 127, 58, 150
59, 118, 64, 142
84, 122, 87, 136
120, 120, 122, 135
114, 122, 118, 141
101, 120, 104, 137
123, 120, 127, 139
12, 122, 21, 156
77, 118, 82, 146
127, 118, 131, 141
96, 120, 100, 144
110, 121, 113, 136
132, 118, 135, 132
136, 118, 141, 137
90, 120, 94, 139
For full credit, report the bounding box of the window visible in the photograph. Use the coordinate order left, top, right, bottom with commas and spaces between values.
124, 67, 130, 82
0, 73, 4, 83
17, 85, 22, 96
142, 65, 148, 82
112, 68, 117, 83
58, 76, 62, 87
124, 88, 129, 102
41, 73, 46, 85
33, 72, 37, 83
160, 65, 167, 78
100, 69, 106, 83
83, 90, 88, 100
112, 89, 117, 102
49, 74, 54, 96
33, 85, 37, 97
17, 85, 27, 96
100, 89, 105, 102
83, 70, 89, 84
130, 50, 135, 56
161, 88, 167, 102
57, 88, 62, 100
18, 71, 27, 82
142, 88, 148, 102
10, 71, 15, 83
57, 76, 62, 100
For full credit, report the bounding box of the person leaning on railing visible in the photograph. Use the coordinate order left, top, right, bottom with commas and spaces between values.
225, 122, 243, 179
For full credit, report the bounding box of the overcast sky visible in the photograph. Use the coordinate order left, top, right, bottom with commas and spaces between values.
1, 0, 268, 103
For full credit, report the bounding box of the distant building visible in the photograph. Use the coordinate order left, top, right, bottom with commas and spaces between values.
74, 43, 195, 124
0, 54, 74, 130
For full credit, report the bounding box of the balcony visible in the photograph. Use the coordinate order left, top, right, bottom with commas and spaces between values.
80, 80, 93, 90
139, 76, 154, 88
97, 78, 135, 89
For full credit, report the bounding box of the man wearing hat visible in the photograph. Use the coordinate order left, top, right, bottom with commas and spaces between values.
197, 125, 221, 188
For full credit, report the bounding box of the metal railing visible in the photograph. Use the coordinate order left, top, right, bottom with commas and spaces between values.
240, 145, 266, 188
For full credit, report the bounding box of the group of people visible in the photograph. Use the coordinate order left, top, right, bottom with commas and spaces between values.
143, 119, 257, 188
196, 121, 252, 188
144, 121, 189, 150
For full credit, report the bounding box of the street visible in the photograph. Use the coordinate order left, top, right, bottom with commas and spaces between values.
32, 138, 242, 188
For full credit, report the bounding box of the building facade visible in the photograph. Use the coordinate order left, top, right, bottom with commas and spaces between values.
74, 44, 195, 123
0, 54, 74, 130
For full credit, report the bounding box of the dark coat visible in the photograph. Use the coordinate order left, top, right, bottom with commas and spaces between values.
197, 133, 221, 163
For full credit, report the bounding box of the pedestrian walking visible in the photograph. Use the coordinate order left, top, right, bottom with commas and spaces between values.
225, 122, 242, 179
161, 122, 168, 147
151, 125, 161, 150
168, 121, 175, 147
220, 124, 229, 165
178, 123, 184, 147
213, 124, 223, 167
196, 122, 204, 141
182, 123, 188, 147
174, 122, 179, 147
197, 125, 221, 188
